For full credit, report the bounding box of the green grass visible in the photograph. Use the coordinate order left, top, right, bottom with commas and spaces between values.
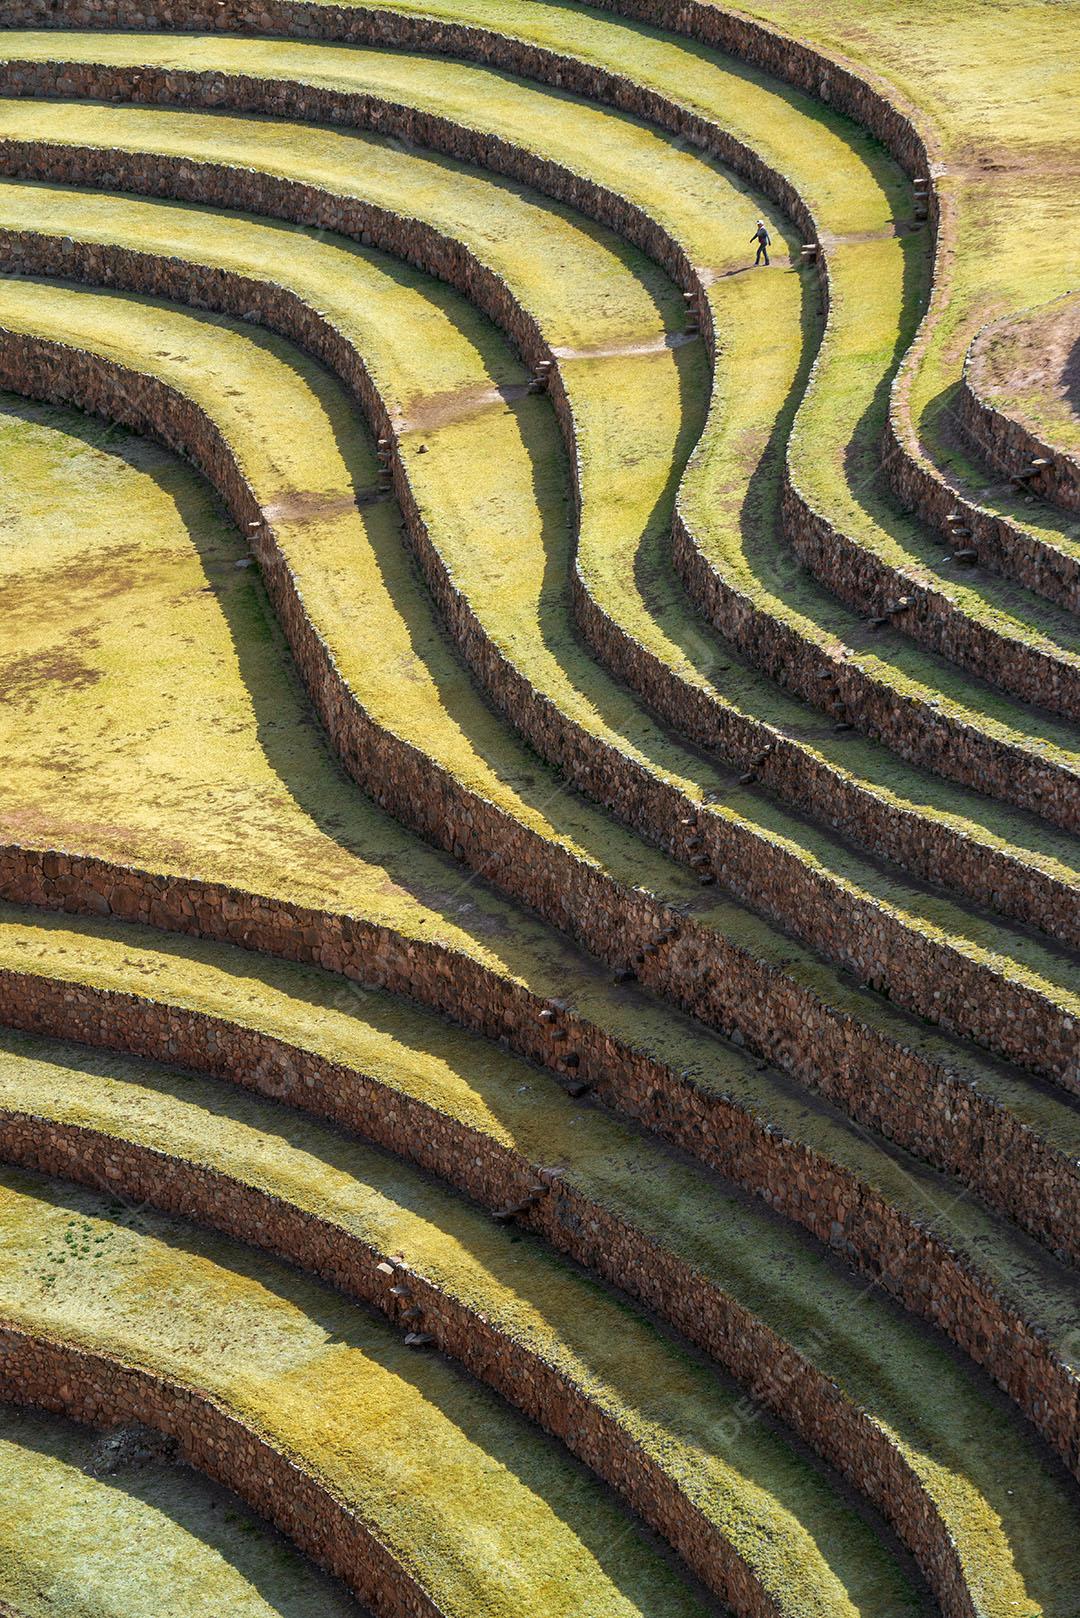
0, 1405, 367, 1618
969, 294, 1080, 460
1, 64, 1076, 984
2, 913, 1080, 1616
7, 34, 1080, 832
713, 0, 1080, 563
0, 1168, 726, 1618
3, 1012, 1080, 1614
5, 897, 1080, 1223
2, 147, 1079, 1052
235, 0, 1080, 579
12, 369, 1080, 1187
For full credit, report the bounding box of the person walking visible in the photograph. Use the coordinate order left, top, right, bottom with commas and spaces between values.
751, 219, 771, 266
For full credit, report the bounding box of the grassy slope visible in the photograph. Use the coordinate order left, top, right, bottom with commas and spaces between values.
972, 294, 1080, 458
3, 899, 1080, 1304
0, 1032, 936, 1618
59, 3, 1078, 704
1, 919, 1079, 1618
326, 0, 1080, 582
2, 178, 1077, 1027
1, 374, 761, 1070
0, 1171, 729, 1618
0, 9, 1075, 1605
0, 1405, 368, 1618
5, 36, 1079, 833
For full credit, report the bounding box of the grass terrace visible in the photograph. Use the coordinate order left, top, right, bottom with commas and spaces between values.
0, 4, 1077, 1615
0, 1168, 728, 1618
0, 1404, 368, 1618
1, 174, 1078, 1078
967, 293, 1080, 464
1, 917, 1080, 1618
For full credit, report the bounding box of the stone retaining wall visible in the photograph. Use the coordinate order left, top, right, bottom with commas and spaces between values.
0, 202, 1078, 1219
0, 1325, 441, 1618
567, 549, 1077, 946
1, 960, 1078, 1492
959, 321, 1080, 516
0, 1112, 977, 1618
6, 19, 1080, 829
882, 403, 1080, 613
0, 0, 936, 180
0, 128, 1075, 1075
582, 10, 1080, 625
0, 0, 1078, 1505
621, 0, 1078, 613
3, 231, 1079, 1254
781, 465, 1080, 722
677, 479, 1079, 834
0, 0, 1075, 1592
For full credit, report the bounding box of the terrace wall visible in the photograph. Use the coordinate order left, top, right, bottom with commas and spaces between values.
882, 407, 1080, 612
0, 1110, 977, 1618
0, 1326, 441, 1618
0, 127, 1074, 1042
957, 346, 1080, 516
0, 234, 1076, 1213
1, 957, 1078, 1495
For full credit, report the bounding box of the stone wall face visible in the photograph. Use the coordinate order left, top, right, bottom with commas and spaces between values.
0, 189, 1078, 1461
0, 229, 1077, 1246
677, 478, 1078, 832
882, 405, 1080, 613
958, 357, 1080, 517
0, 1111, 984, 1618
0, 1326, 441, 1618
566, 558, 1077, 935
0, 0, 935, 187
1, 964, 1078, 1497
781, 468, 1080, 720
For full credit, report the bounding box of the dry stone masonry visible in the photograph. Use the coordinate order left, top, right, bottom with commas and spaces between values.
0, 4, 1076, 1618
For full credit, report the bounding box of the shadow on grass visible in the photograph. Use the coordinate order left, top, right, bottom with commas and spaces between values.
2, 1160, 721, 1618
0, 1402, 371, 1618
0, 1134, 932, 1618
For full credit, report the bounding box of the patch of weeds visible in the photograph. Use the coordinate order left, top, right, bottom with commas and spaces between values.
35, 1217, 119, 1289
